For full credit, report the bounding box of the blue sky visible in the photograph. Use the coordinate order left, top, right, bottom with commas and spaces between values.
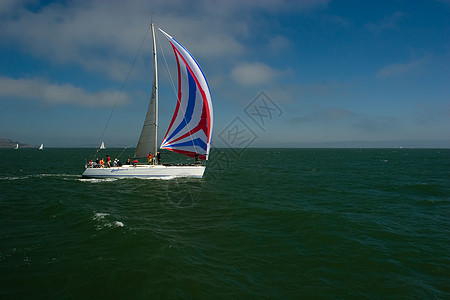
0, 0, 449, 148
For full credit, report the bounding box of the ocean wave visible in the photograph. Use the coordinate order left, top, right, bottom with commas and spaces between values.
0, 176, 25, 181
93, 212, 110, 220
92, 212, 125, 230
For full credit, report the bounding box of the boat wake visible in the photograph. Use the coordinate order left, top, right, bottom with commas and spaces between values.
78, 178, 118, 183
78, 176, 179, 182
0, 173, 80, 181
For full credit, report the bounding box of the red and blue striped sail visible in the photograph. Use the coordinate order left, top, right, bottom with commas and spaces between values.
159, 29, 213, 160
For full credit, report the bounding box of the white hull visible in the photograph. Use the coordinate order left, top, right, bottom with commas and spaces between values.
82, 164, 205, 179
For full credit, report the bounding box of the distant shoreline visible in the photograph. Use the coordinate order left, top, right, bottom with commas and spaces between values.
0, 138, 35, 149
2, 137, 449, 149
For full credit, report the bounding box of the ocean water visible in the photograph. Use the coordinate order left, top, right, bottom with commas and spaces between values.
0, 148, 449, 299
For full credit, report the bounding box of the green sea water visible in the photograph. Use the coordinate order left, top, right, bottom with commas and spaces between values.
0, 148, 449, 299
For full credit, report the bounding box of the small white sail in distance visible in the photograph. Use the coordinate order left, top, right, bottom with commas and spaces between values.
39, 144, 44, 150
99, 142, 106, 150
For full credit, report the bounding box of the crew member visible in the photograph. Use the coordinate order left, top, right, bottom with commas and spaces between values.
156, 152, 161, 165
147, 152, 153, 164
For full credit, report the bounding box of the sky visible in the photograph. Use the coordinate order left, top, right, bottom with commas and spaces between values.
0, 0, 449, 148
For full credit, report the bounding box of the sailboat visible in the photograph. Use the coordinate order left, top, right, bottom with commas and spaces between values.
38, 144, 44, 150
82, 24, 213, 179
99, 142, 106, 150
15, 143, 19, 150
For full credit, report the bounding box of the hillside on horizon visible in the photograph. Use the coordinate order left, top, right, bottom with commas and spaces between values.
0, 138, 36, 149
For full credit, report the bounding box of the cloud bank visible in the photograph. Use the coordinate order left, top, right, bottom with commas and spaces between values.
0, 77, 129, 107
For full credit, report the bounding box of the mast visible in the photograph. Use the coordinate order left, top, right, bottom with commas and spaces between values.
135, 23, 158, 160
152, 23, 158, 159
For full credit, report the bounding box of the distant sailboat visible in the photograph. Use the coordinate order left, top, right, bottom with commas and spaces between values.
99, 142, 106, 150
38, 144, 44, 150
15, 143, 19, 150
82, 24, 213, 179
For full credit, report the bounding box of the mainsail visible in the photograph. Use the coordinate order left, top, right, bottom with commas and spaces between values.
159, 29, 213, 160
135, 24, 158, 159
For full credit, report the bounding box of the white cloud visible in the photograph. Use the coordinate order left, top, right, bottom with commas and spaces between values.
0, 0, 328, 81
365, 11, 407, 32
376, 58, 428, 78
231, 62, 283, 86
267, 35, 293, 54
0, 77, 130, 107
352, 116, 398, 133
0, 0, 21, 14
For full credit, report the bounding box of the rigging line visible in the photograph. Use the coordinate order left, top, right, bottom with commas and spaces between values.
157, 31, 177, 98
117, 145, 133, 159
98, 23, 153, 146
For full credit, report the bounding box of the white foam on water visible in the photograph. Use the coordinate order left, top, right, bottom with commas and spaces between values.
92, 212, 125, 230
78, 178, 118, 183
141, 175, 178, 180
93, 212, 109, 220
114, 221, 124, 227
1, 174, 80, 181
0, 176, 23, 181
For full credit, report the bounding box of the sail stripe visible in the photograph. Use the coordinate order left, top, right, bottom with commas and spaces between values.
169, 103, 208, 144
159, 28, 213, 160
166, 149, 207, 160
165, 138, 207, 151
161, 49, 195, 146
165, 46, 210, 143
170, 45, 211, 136
163, 66, 197, 143
161, 44, 182, 144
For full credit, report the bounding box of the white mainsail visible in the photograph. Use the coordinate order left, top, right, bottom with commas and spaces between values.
39, 144, 44, 150
135, 23, 158, 159
99, 142, 106, 150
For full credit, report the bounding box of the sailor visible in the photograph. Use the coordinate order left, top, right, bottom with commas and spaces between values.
126, 158, 131, 165
147, 152, 153, 164
100, 158, 105, 167
194, 154, 200, 164
106, 155, 111, 167
156, 152, 161, 165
